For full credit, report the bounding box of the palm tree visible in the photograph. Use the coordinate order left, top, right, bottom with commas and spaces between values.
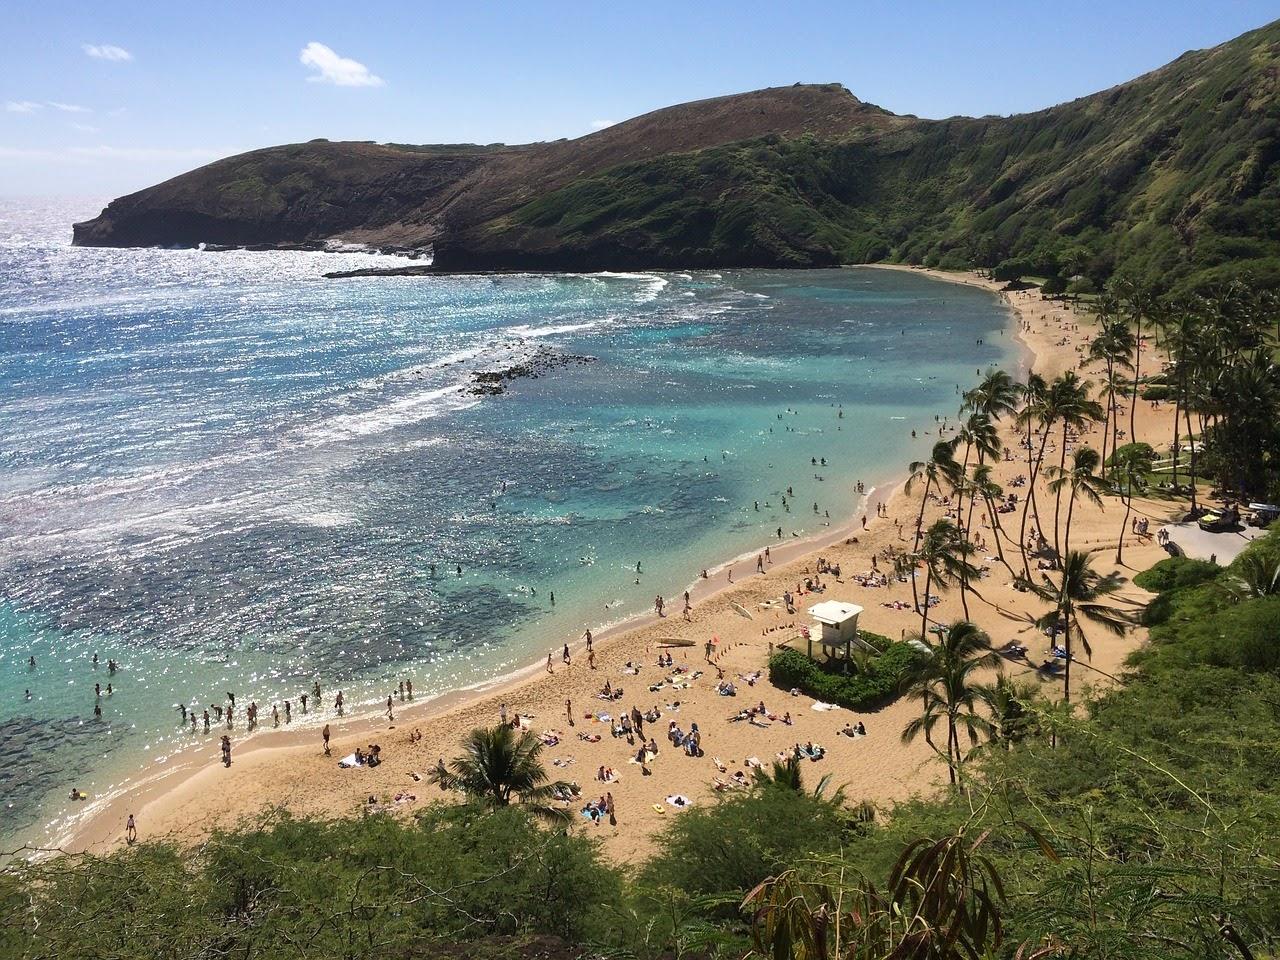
976, 675, 1039, 748
751, 754, 843, 803
1114, 277, 1159, 453
1029, 551, 1132, 707
901, 620, 1001, 787
905, 440, 960, 613
967, 463, 1016, 579
1229, 553, 1280, 600
1046, 446, 1107, 559
429, 724, 569, 819
1086, 304, 1134, 471
1015, 373, 1051, 577
1046, 374, 1103, 565
916, 519, 981, 635
1111, 444, 1150, 564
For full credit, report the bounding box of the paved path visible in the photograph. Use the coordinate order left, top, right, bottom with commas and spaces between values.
1161, 522, 1266, 564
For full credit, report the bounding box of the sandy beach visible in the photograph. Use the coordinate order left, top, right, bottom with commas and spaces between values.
48, 267, 1179, 864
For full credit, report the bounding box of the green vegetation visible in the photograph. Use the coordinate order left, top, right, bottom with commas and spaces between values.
767, 642, 923, 711
13, 535, 1280, 958
500, 20, 1280, 290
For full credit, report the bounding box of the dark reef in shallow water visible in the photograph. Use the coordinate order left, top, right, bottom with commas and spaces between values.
467, 347, 594, 396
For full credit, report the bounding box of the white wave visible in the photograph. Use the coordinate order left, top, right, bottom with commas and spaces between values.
303, 385, 477, 443
505, 320, 604, 338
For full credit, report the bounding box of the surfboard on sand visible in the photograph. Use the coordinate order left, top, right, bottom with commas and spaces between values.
731, 602, 754, 620
656, 637, 695, 647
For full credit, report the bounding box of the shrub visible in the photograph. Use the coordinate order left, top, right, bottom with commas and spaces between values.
638, 788, 847, 900
1107, 441, 1156, 467
1133, 556, 1221, 594
767, 642, 923, 710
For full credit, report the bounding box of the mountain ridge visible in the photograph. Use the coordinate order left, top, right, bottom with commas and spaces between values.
73, 21, 1280, 292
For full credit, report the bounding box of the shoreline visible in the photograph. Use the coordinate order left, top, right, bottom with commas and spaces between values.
42, 265, 1165, 864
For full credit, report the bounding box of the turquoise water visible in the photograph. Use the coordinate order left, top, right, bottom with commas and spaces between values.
0, 198, 1016, 842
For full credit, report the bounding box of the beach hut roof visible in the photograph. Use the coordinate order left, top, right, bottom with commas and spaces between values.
809, 601, 863, 625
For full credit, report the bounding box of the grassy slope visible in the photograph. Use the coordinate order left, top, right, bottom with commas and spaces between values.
466, 21, 1280, 291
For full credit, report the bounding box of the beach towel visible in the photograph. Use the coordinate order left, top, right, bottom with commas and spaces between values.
665, 794, 693, 808
811, 701, 839, 712
337, 753, 362, 768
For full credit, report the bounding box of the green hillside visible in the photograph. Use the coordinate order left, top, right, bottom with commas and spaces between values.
472, 20, 1280, 292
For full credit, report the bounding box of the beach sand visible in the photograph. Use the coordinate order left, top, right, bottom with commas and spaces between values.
50, 267, 1180, 865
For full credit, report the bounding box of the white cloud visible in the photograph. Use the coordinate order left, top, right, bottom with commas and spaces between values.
48, 101, 91, 113
82, 43, 133, 62
299, 42, 384, 87
5, 100, 43, 113
590, 119, 617, 130
70, 122, 100, 133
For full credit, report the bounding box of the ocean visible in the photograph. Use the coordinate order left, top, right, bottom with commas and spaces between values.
0, 197, 1017, 845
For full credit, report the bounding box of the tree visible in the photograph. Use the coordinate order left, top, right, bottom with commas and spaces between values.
751, 754, 843, 804
1047, 446, 1108, 559
976, 674, 1040, 748
1112, 444, 1151, 564
916, 519, 981, 635
905, 440, 961, 613
1045, 373, 1103, 565
901, 620, 1002, 787
1016, 373, 1050, 578
1029, 551, 1132, 706
429, 724, 569, 819
1041, 275, 1068, 296
744, 832, 1010, 960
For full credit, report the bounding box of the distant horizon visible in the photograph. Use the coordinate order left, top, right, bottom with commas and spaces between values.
2, 2, 1276, 196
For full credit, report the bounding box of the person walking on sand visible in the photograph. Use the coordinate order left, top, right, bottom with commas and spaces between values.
221, 735, 232, 767
588, 648, 596, 670
563, 643, 571, 668
322, 724, 331, 756
125, 814, 137, 845
500, 703, 508, 726
654, 595, 664, 617
584, 628, 593, 652
566, 697, 574, 727
546, 652, 554, 674
756, 554, 764, 573
386, 695, 394, 722
606, 791, 616, 827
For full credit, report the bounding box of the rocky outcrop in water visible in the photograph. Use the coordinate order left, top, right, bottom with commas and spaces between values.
467, 348, 594, 396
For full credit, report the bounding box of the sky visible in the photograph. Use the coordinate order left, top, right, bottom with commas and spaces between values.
2, 1, 1277, 196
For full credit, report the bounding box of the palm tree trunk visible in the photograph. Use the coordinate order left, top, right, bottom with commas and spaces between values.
1062, 606, 1073, 705
1052, 422, 1069, 563
982, 490, 1018, 579
911, 476, 931, 614
1020, 424, 1053, 578
1184, 401, 1198, 510
920, 568, 933, 639
1064, 490, 1078, 559
1129, 316, 1142, 447
947, 717, 959, 787
1117, 485, 1133, 564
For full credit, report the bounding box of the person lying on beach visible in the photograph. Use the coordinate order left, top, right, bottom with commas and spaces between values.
577, 732, 602, 743
717, 681, 737, 696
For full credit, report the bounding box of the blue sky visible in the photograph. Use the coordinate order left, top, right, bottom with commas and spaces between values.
2, 1, 1276, 196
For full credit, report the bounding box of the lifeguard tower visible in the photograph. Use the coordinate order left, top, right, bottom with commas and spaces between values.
806, 600, 870, 664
